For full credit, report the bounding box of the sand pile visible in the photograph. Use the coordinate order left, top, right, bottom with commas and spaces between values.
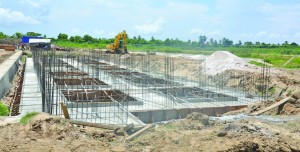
202, 51, 249, 75
170, 54, 206, 60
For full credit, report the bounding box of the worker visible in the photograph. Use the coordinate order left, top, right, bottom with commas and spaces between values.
21, 43, 24, 51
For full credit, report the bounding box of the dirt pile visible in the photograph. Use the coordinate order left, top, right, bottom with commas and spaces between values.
128, 112, 300, 152
0, 113, 120, 152
171, 112, 210, 130
226, 92, 300, 116
0, 51, 14, 64
202, 51, 251, 75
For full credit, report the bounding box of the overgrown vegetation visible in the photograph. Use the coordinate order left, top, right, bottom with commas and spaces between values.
19, 112, 39, 125
0, 102, 9, 116
22, 51, 32, 58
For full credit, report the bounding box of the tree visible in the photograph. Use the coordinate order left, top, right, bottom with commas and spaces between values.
282, 41, 289, 47
26, 32, 42, 36
12, 32, 23, 38
83, 34, 93, 42
150, 36, 156, 44
69, 36, 75, 42
74, 36, 83, 43
237, 40, 242, 47
164, 38, 171, 45
244, 41, 253, 47
290, 42, 298, 47
57, 33, 68, 40
214, 40, 218, 46
0, 32, 7, 39
187, 39, 191, 44
209, 38, 214, 46
221, 37, 233, 46
198, 35, 207, 46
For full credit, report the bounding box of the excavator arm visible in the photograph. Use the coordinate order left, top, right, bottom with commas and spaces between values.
106, 30, 128, 54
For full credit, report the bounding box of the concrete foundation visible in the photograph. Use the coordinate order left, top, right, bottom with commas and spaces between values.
131, 105, 246, 123
0, 51, 22, 99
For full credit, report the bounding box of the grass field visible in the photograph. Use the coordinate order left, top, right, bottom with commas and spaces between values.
53, 41, 300, 69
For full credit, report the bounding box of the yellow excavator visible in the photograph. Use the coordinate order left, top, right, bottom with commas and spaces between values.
106, 30, 128, 54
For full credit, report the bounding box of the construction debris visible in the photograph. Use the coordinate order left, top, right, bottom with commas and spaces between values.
250, 97, 292, 116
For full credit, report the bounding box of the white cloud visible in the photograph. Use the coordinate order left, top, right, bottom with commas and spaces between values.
20, 0, 50, 8
0, 8, 40, 25
91, 0, 121, 9
259, 3, 300, 30
134, 17, 167, 34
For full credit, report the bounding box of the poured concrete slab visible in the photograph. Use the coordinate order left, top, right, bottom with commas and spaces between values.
19, 58, 43, 115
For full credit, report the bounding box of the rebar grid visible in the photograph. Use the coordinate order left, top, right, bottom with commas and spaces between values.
31, 48, 270, 124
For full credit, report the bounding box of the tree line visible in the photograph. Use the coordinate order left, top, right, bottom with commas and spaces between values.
0, 31, 299, 48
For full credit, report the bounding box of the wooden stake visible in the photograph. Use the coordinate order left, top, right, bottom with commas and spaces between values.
60, 102, 70, 119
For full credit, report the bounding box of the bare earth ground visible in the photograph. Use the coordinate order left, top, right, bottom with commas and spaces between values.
0, 50, 14, 64
0, 113, 120, 152
1, 113, 300, 152
128, 113, 300, 152
128, 53, 300, 97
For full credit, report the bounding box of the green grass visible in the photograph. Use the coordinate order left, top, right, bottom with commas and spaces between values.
53, 41, 300, 69
0, 102, 9, 116
22, 51, 32, 58
19, 112, 39, 125
163, 123, 175, 130
249, 60, 265, 66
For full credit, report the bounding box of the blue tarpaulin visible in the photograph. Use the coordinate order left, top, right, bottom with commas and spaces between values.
22, 36, 43, 43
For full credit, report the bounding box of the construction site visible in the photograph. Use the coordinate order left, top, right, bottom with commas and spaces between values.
15, 48, 270, 124
1, 41, 300, 151
0, 0, 300, 145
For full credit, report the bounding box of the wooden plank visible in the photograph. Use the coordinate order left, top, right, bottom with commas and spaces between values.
126, 124, 154, 141
282, 55, 298, 67
60, 102, 70, 119
250, 97, 291, 116
68, 119, 120, 130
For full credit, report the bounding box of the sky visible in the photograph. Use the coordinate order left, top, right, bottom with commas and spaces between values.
0, 0, 300, 44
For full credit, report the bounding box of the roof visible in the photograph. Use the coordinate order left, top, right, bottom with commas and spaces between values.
29, 39, 51, 43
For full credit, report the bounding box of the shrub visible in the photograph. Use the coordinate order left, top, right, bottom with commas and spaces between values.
19, 112, 39, 125
0, 102, 9, 116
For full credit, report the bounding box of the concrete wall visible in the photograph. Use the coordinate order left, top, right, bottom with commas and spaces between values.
0, 51, 22, 99
131, 105, 247, 124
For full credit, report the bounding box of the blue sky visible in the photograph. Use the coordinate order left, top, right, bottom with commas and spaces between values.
0, 0, 300, 43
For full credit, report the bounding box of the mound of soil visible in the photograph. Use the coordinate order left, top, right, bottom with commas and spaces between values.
225, 92, 300, 116
172, 112, 210, 130
128, 112, 300, 152
0, 113, 119, 152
